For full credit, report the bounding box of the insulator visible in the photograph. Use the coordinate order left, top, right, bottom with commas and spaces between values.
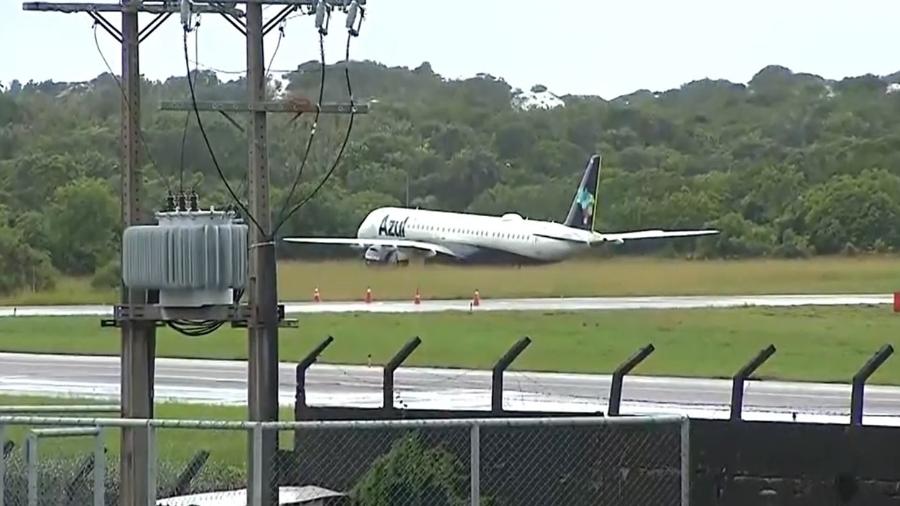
346, 1, 358, 29
315, 0, 327, 30
180, 0, 192, 31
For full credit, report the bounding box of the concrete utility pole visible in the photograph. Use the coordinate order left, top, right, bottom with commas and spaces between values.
247, 2, 281, 502
20, 4, 214, 505
23, 2, 366, 506
113, 4, 150, 505
161, 3, 366, 504
118, 6, 156, 503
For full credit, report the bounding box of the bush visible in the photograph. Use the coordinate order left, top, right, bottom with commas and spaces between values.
772, 229, 812, 258
91, 259, 121, 290
0, 227, 58, 295
350, 433, 471, 506
841, 242, 859, 257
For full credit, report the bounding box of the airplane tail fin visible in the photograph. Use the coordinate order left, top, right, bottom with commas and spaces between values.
564, 154, 601, 231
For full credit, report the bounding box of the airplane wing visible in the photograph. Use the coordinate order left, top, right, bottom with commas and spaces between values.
593, 229, 719, 244
282, 237, 460, 257
533, 228, 719, 245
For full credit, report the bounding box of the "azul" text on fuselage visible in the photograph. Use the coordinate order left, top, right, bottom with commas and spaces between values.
378, 215, 409, 238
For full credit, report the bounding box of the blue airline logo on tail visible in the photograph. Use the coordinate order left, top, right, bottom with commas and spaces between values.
575, 187, 594, 226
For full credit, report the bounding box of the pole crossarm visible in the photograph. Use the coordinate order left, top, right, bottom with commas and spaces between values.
23, 2, 244, 15
263, 4, 298, 35
160, 99, 368, 114
220, 11, 248, 34
98, 303, 296, 326
87, 11, 122, 41
208, 0, 366, 4
139, 11, 172, 42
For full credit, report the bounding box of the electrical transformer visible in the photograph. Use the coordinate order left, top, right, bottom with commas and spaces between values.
121, 194, 248, 308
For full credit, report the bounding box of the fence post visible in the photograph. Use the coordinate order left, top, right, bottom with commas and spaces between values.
146, 424, 156, 506
680, 417, 691, 506
0, 424, 5, 506
295, 336, 334, 416
492, 337, 532, 413
383, 337, 422, 411
94, 428, 105, 506
470, 423, 480, 506
25, 433, 37, 506
730, 345, 776, 421
851, 344, 894, 426
608, 344, 655, 416
250, 425, 263, 506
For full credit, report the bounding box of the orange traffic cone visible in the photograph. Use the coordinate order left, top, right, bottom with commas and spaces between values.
472, 289, 481, 307
414, 288, 421, 305
313, 287, 321, 303
365, 287, 373, 304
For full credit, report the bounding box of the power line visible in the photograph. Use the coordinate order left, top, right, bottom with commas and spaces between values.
178, 21, 202, 193
179, 111, 190, 192
184, 59, 300, 76
91, 22, 174, 196
182, 27, 266, 236
273, 30, 357, 235
272, 29, 327, 233
265, 22, 286, 79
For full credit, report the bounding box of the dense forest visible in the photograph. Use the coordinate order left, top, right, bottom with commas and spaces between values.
1, 61, 899, 294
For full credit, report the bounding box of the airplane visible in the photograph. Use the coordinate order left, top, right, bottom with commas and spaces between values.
282, 153, 719, 265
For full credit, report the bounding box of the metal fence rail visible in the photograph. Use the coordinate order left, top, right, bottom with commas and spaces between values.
0, 414, 690, 506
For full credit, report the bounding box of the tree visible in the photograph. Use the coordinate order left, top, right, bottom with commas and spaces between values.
3, 61, 900, 265
46, 178, 119, 275
493, 122, 536, 160
0, 222, 57, 295
795, 171, 900, 253
696, 213, 776, 258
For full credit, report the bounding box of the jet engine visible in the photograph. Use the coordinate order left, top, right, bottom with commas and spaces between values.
364, 245, 407, 265
363, 245, 434, 266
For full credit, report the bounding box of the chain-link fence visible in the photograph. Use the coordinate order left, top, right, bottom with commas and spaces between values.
0, 414, 689, 506
0, 425, 109, 506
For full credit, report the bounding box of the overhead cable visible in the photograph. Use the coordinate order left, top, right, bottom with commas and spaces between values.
272, 2, 362, 235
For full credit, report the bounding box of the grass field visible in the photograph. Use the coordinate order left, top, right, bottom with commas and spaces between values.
2, 256, 899, 305
1, 305, 899, 384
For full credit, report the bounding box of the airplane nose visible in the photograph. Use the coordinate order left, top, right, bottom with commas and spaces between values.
357, 213, 374, 237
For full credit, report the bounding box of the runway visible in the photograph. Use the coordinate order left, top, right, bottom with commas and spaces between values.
0, 352, 897, 426
0, 294, 893, 425
0, 293, 890, 317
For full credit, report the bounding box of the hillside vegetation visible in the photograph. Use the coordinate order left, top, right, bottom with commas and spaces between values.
1, 62, 900, 294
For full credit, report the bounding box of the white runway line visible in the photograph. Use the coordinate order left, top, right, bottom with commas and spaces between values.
0, 293, 891, 317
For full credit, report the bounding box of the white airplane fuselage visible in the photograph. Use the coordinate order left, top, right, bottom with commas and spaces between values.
356, 206, 591, 264
283, 154, 719, 264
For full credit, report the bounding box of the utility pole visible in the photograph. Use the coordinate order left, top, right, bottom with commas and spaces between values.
246, 2, 280, 503
161, 3, 366, 504
21, 3, 222, 505
24, 2, 366, 506
118, 5, 155, 504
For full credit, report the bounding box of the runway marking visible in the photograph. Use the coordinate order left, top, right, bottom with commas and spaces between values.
0, 293, 890, 317
2, 336, 900, 424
